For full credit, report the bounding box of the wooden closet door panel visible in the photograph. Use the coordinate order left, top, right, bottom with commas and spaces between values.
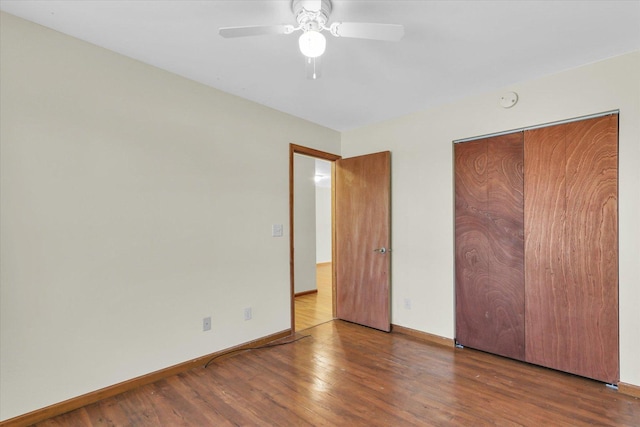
455, 140, 490, 352
485, 134, 525, 359
456, 134, 525, 360
564, 115, 619, 383
525, 115, 619, 383
524, 125, 567, 369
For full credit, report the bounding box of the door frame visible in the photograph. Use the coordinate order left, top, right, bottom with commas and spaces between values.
289, 144, 341, 332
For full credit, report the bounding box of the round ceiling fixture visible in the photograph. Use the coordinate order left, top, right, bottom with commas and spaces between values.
499, 91, 519, 108
299, 30, 326, 58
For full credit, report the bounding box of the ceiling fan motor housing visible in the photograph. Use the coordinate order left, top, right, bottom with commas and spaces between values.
292, 0, 332, 29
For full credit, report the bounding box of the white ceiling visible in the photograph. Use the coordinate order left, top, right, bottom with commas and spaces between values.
1, 1, 639, 131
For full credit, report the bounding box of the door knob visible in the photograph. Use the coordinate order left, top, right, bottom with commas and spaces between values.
373, 247, 387, 254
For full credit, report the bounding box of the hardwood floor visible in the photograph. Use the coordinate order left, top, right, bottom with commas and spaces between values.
33, 320, 639, 426
295, 263, 333, 331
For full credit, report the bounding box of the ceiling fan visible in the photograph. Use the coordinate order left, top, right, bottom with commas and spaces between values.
219, 0, 404, 79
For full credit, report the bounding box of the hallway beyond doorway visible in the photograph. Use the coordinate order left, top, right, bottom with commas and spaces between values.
295, 263, 333, 331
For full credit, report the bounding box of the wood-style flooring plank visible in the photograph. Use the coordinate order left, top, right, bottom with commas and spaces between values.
33, 320, 640, 427
295, 263, 333, 331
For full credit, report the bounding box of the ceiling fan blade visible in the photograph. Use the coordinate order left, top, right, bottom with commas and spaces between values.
219, 25, 293, 38
330, 22, 404, 41
305, 56, 322, 80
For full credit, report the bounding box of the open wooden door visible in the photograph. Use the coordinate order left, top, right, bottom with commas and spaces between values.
335, 151, 391, 332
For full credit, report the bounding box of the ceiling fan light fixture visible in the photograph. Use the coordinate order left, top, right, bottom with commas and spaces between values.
220, 0, 405, 77
299, 30, 326, 58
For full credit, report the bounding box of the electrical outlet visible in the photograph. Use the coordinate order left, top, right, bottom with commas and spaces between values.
244, 307, 252, 321
203, 316, 211, 331
272, 224, 283, 237
404, 298, 412, 310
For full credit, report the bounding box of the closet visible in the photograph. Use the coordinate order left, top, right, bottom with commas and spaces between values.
455, 114, 619, 384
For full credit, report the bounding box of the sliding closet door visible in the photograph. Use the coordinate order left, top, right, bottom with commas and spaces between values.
523, 123, 566, 374
455, 133, 525, 360
524, 114, 618, 383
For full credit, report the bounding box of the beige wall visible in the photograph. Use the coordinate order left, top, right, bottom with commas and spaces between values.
0, 12, 340, 420
2, 9, 639, 422
341, 51, 640, 388
315, 185, 332, 263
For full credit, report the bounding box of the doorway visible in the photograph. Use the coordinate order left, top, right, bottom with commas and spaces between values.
290, 145, 392, 333
290, 144, 340, 332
